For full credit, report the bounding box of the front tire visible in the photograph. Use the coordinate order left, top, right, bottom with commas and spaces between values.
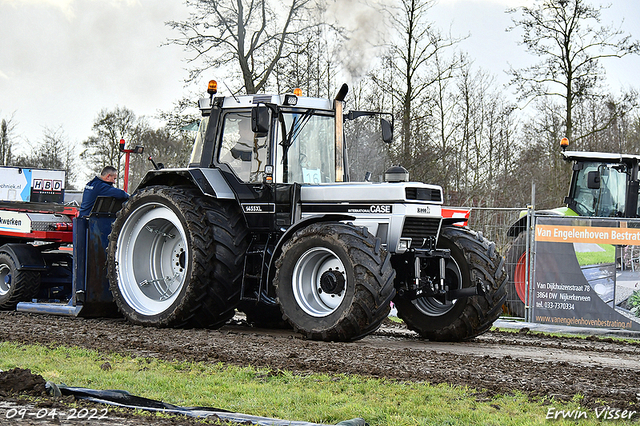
394, 226, 507, 341
0, 251, 40, 310
274, 222, 395, 341
107, 186, 248, 328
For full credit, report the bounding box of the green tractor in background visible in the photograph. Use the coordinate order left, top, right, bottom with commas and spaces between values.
505, 138, 640, 317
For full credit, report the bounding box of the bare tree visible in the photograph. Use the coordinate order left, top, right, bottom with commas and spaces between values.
568, 91, 638, 153
0, 114, 17, 166
626, 112, 640, 155
508, 0, 640, 142
126, 127, 194, 190
273, 18, 342, 99
157, 96, 202, 134
507, 97, 570, 209
168, 0, 314, 94
452, 62, 518, 206
13, 127, 78, 189
81, 107, 149, 187
372, 0, 461, 172
423, 49, 464, 197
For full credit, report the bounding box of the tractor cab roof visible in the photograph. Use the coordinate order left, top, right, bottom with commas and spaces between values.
198, 94, 333, 113
562, 150, 640, 164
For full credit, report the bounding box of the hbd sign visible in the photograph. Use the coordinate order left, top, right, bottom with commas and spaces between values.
0, 168, 66, 203
32, 179, 63, 192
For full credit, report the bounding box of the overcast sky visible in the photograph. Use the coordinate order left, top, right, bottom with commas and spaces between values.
1, 0, 639, 183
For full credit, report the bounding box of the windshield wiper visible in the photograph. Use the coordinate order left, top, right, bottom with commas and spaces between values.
279, 109, 315, 182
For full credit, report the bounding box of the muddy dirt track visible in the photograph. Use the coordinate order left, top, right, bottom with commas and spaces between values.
1, 311, 640, 424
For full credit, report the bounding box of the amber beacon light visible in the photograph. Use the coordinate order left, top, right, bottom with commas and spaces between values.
207, 80, 218, 95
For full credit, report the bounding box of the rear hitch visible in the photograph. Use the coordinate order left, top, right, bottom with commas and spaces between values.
395, 249, 486, 301
447, 279, 485, 299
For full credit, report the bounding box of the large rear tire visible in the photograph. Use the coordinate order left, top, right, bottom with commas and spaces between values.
274, 222, 395, 341
0, 252, 40, 310
393, 226, 507, 341
107, 185, 248, 328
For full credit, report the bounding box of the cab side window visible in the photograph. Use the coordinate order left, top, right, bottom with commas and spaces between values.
218, 112, 268, 183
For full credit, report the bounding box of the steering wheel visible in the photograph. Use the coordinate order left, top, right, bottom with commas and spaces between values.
574, 201, 593, 216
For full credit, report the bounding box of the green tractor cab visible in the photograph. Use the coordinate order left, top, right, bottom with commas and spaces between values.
505, 146, 640, 317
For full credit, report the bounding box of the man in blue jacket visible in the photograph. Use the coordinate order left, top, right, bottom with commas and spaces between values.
79, 166, 129, 217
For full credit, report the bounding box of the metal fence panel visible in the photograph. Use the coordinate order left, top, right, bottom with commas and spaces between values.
461, 206, 640, 329
463, 207, 529, 319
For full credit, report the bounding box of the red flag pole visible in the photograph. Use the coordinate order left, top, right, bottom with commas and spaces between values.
118, 138, 144, 193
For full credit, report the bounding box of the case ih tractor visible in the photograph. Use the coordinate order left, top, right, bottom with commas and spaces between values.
505, 138, 640, 316
0, 82, 506, 342
103, 81, 507, 342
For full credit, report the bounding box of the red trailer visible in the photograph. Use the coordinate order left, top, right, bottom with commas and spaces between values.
0, 167, 120, 316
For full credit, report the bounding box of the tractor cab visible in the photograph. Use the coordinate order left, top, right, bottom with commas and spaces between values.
563, 151, 640, 218
188, 82, 393, 186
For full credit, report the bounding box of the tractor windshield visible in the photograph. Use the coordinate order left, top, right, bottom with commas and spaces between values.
275, 110, 335, 184
570, 161, 628, 217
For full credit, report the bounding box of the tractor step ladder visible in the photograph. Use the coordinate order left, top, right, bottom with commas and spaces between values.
240, 234, 275, 302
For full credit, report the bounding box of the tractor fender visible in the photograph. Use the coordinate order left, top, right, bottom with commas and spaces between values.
266, 214, 356, 287
507, 214, 528, 238
507, 208, 575, 237
0, 243, 47, 271
136, 168, 235, 199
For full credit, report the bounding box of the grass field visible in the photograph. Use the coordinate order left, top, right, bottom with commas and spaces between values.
1, 341, 632, 426
574, 244, 616, 266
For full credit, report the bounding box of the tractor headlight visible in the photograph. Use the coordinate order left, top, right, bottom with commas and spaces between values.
284, 94, 298, 106
397, 238, 411, 253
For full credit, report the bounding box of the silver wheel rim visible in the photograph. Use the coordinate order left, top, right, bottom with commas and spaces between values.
413, 256, 461, 316
0, 263, 11, 296
116, 202, 189, 316
292, 247, 346, 317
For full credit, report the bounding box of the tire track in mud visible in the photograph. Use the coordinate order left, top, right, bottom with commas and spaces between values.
1, 311, 639, 409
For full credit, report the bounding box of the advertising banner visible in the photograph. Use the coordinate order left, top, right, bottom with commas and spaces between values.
533, 216, 640, 331
0, 211, 31, 233
0, 167, 65, 203
30, 169, 65, 202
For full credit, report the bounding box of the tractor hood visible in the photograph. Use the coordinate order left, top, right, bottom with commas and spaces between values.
515, 206, 578, 220
299, 182, 443, 204
508, 206, 578, 237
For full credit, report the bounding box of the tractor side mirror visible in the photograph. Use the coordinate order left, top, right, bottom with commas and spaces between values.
381, 118, 393, 143
587, 170, 601, 189
252, 107, 270, 136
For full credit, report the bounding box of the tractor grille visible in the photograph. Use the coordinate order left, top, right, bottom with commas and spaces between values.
405, 187, 442, 202
401, 217, 441, 248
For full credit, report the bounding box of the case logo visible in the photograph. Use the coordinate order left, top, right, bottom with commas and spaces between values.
370, 205, 391, 214
346, 204, 393, 214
